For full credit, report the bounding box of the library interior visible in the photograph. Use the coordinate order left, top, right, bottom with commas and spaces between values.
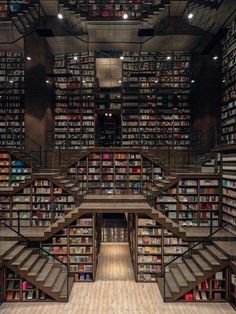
0, 0, 236, 313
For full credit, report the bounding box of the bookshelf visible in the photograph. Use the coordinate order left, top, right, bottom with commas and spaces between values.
101, 216, 128, 242
222, 19, 236, 144
155, 175, 220, 228
11, 178, 75, 227
129, 214, 188, 282
42, 214, 99, 282
0, 52, 25, 148
182, 269, 227, 302
222, 150, 236, 235
67, 151, 162, 195
122, 52, 191, 148
4, 268, 52, 302
54, 52, 95, 149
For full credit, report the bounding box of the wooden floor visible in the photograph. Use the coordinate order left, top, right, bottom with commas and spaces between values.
0, 243, 235, 314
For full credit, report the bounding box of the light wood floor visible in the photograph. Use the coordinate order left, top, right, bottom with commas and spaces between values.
1, 243, 235, 314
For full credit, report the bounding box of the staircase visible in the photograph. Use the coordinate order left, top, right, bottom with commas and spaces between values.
2, 242, 73, 302
159, 242, 229, 302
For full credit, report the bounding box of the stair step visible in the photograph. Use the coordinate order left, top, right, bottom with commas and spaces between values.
165, 283, 172, 299
184, 259, 204, 277
166, 272, 180, 294
28, 258, 47, 277
65, 183, 74, 188
170, 266, 188, 287
44, 267, 61, 287
52, 271, 67, 293
198, 250, 220, 266
36, 262, 54, 282
60, 276, 74, 299
20, 254, 39, 272
192, 254, 212, 272
11, 249, 33, 267
177, 263, 196, 282
207, 245, 228, 260
4, 245, 26, 261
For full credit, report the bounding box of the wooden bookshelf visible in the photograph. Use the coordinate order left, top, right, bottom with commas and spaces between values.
222, 150, 236, 235
4, 268, 52, 302
222, 19, 236, 144
67, 151, 162, 195
54, 52, 95, 149
155, 175, 220, 228
0, 52, 25, 148
42, 214, 99, 282
101, 218, 128, 242
128, 214, 188, 282
181, 269, 228, 302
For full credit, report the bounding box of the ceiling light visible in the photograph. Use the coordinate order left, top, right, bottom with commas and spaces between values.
82, 80, 86, 83
222, 79, 226, 83
155, 80, 158, 83
74, 56, 78, 60
120, 56, 124, 60
57, 13, 63, 19
9, 80, 13, 84
26, 56, 31, 61
118, 80, 122, 84
188, 13, 194, 20
166, 56, 171, 60
213, 56, 218, 60
123, 13, 128, 20
105, 113, 108, 116
191, 80, 195, 83
46, 80, 49, 84
109, 113, 112, 117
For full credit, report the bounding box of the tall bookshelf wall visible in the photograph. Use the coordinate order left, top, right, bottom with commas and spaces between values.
67, 151, 162, 195
0, 52, 25, 148
122, 52, 191, 149
222, 19, 236, 144
54, 52, 95, 149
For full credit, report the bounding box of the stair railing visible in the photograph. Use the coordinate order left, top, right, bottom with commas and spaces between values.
161, 222, 231, 302
0, 219, 70, 302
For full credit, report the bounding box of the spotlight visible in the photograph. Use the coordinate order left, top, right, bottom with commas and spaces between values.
120, 56, 124, 60
166, 56, 171, 61
9, 80, 13, 84
188, 13, 194, 19
191, 80, 195, 83
109, 113, 112, 117
57, 13, 63, 19
118, 80, 122, 84
46, 80, 49, 84
105, 113, 108, 116
26, 56, 31, 61
123, 13, 128, 20
222, 80, 226, 83
155, 80, 158, 83
213, 56, 218, 60
82, 80, 86, 83
74, 56, 78, 60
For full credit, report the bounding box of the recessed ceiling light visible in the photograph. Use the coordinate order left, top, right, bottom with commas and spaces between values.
188, 13, 194, 19
166, 56, 171, 60
123, 13, 128, 20
120, 56, 124, 60
213, 56, 218, 60
74, 56, 78, 60
26, 56, 31, 61
57, 13, 63, 20
191, 80, 195, 83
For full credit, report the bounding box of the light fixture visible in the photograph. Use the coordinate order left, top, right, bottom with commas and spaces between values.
26, 56, 31, 61
123, 13, 128, 20
118, 80, 122, 84
46, 80, 49, 84
105, 113, 108, 116
120, 56, 124, 60
188, 13, 194, 20
191, 79, 195, 83
213, 56, 218, 60
109, 113, 112, 117
155, 80, 158, 83
57, 13, 63, 19
74, 56, 78, 60
9, 80, 13, 84
222, 79, 226, 83
166, 56, 171, 60
82, 80, 86, 83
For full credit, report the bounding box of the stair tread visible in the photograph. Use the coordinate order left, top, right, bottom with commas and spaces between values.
60, 276, 74, 298
20, 254, 39, 272
198, 249, 220, 266
166, 272, 180, 293
11, 249, 32, 266
184, 259, 204, 277
44, 267, 61, 287
36, 262, 54, 282
170, 266, 188, 287
177, 263, 195, 282
28, 258, 47, 277
192, 254, 212, 271
4, 245, 25, 261
207, 245, 227, 260
164, 284, 172, 299
52, 271, 67, 292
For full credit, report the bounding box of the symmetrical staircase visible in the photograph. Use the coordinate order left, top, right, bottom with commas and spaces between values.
2, 242, 73, 302
159, 242, 229, 302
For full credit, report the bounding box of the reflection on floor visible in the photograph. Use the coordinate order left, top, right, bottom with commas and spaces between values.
0, 243, 235, 314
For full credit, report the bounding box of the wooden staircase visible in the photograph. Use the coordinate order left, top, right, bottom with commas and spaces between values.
158, 243, 228, 302
2, 242, 73, 302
